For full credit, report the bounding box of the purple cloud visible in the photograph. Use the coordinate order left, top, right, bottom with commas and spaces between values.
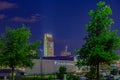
12, 17, 36, 23
0, 14, 5, 19
0, 1, 17, 10
12, 14, 41, 23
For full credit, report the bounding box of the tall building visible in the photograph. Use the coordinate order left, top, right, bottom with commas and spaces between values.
44, 33, 54, 56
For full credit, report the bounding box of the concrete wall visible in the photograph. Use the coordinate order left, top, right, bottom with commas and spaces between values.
25, 59, 76, 74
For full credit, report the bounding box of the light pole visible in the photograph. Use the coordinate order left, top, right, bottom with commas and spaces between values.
39, 49, 43, 79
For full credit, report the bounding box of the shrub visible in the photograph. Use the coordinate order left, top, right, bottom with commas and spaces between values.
110, 69, 118, 75
67, 73, 80, 80
56, 66, 67, 79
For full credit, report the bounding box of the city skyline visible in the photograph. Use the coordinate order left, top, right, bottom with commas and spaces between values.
0, 0, 120, 55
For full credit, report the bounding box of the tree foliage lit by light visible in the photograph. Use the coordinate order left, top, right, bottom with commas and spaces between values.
78, 1, 120, 80
0, 25, 41, 80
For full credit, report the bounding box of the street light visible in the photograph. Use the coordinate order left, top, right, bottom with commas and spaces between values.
39, 49, 43, 79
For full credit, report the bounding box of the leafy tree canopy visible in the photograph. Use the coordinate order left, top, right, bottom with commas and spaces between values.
78, 1, 120, 66
0, 25, 41, 80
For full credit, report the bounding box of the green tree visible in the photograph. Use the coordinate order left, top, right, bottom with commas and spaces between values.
0, 25, 41, 80
78, 1, 120, 80
57, 66, 67, 79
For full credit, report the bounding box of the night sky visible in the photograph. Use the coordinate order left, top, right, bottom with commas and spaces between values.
0, 0, 120, 56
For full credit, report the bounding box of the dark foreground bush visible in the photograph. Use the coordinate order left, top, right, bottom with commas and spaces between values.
14, 75, 56, 80
67, 73, 80, 80
56, 66, 67, 79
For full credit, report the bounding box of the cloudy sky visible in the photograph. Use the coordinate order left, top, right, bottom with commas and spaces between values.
0, 0, 120, 55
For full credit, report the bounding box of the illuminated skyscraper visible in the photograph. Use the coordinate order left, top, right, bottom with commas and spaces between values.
44, 33, 54, 56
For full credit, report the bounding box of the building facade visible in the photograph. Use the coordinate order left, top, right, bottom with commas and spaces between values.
25, 59, 76, 74
44, 33, 54, 56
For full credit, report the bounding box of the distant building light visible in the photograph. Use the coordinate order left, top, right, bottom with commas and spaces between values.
46, 34, 52, 38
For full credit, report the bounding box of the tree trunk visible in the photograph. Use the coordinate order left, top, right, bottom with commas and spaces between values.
11, 67, 14, 80
97, 63, 99, 80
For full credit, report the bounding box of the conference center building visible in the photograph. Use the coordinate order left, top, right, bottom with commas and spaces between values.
25, 56, 76, 74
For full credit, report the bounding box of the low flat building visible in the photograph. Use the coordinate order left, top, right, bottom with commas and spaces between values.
25, 56, 76, 74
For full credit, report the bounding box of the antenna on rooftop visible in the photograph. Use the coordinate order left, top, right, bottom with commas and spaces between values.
65, 45, 68, 52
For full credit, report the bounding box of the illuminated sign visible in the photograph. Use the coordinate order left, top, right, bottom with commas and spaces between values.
54, 61, 74, 66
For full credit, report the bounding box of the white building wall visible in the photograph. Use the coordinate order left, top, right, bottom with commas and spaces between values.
25, 59, 76, 74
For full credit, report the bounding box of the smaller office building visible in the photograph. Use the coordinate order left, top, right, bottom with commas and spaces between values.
0, 69, 24, 79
